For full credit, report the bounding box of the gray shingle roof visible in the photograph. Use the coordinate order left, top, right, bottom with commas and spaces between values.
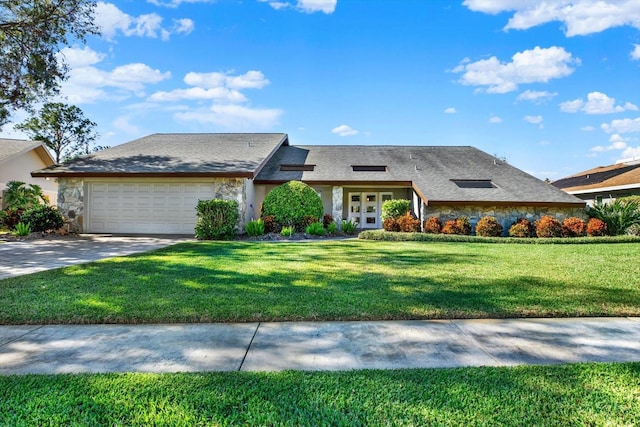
32, 133, 288, 177
255, 145, 584, 205
0, 138, 48, 164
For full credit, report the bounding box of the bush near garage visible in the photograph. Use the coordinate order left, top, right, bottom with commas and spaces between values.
20, 205, 64, 233
195, 199, 239, 240
261, 181, 323, 231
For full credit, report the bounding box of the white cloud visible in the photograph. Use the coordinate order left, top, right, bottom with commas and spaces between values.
57, 46, 171, 103
524, 115, 543, 125
601, 117, 640, 134
453, 46, 577, 93
149, 87, 247, 103
463, 0, 640, 37
332, 125, 358, 136
444, 107, 457, 114
258, 0, 337, 14
581, 125, 596, 131
147, 0, 216, 7
489, 115, 502, 124
95, 2, 193, 41
560, 92, 638, 114
632, 44, 640, 61
174, 104, 283, 129
622, 146, 640, 158
589, 133, 629, 153
517, 90, 557, 103
113, 116, 142, 135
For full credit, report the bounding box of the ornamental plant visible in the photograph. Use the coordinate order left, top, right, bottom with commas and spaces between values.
261, 181, 323, 231
305, 222, 326, 236
261, 215, 276, 233
561, 217, 587, 237
20, 205, 64, 233
341, 219, 357, 235
383, 218, 400, 232
195, 199, 239, 240
509, 218, 534, 238
475, 216, 503, 237
442, 216, 471, 235
396, 213, 420, 232
381, 199, 410, 220
423, 217, 441, 234
587, 198, 640, 235
322, 213, 334, 228
245, 219, 265, 237
586, 217, 607, 237
535, 215, 562, 238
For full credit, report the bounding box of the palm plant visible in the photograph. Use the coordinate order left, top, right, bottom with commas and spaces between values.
587, 198, 640, 235
3, 181, 47, 210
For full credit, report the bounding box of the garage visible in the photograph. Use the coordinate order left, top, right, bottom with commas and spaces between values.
86, 180, 214, 234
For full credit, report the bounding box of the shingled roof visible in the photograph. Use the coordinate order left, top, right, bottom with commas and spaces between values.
552, 161, 640, 192
32, 133, 288, 178
255, 145, 583, 206
0, 138, 54, 166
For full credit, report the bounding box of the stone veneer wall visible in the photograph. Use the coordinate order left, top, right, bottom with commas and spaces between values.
57, 178, 84, 233
56, 177, 248, 233
425, 204, 588, 235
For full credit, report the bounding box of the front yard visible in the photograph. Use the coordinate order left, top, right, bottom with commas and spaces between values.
1, 239, 639, 324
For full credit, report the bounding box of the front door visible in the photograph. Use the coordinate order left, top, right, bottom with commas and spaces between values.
348, 192, 393, 229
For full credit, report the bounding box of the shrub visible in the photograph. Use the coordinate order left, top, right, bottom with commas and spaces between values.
20, 205, 64, 233
442, 216, 471, 235
261, 215, 276, 233
305, 222, 326, 236
509, 218, 534, 238
322, 213, 334, 228
381, 199, 410, 220
245, 219, 265, 237
261, 181, 323, 231
626, 223, 640, 236
562, 217, 587, 237
396, 213, 421, 232
14, 222, 31, 236
382, 218, 400, 232
280, 226, 295, 237
3, 181, 47, 210
341, 219, 357, 235
535, 215, 562, 238
2, 209, 23, 230
475, 216, 503, 237
587, 198, 640, 235
327, 221, 338, 234
586, 217, 607, 237
195, 199, 239, 240
423, 217, 441, 234
302, 215, 318, 230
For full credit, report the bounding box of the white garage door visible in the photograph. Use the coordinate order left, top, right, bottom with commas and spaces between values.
87, 181, 215, 234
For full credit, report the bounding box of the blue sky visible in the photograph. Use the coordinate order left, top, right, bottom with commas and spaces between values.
3, 0, 640, 180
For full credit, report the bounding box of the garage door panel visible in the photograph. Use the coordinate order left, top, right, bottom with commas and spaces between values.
87, 181, 215, 234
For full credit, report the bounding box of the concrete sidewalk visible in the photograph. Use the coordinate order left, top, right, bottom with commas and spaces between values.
1, 317, 639, 375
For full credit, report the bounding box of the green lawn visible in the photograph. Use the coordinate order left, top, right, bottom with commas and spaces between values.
1, 240, 639, 324
2, 363, 639, 425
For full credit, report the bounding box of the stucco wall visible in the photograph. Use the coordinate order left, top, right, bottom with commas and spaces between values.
425, 204, 588, 235
0, 150, 58, 206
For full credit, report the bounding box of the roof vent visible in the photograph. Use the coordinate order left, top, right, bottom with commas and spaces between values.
352, 165, 387, 172
280, 164, 315, 171
451, 179, 496, 189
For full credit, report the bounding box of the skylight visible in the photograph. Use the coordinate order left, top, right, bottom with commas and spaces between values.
451, 179, 496, 189
352, 165, 387, 172
280, 164, 315, 171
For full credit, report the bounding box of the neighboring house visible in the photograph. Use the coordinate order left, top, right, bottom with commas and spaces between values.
0, 138, 58, 209
33, 133, 585, 235
552, 156, 640, 206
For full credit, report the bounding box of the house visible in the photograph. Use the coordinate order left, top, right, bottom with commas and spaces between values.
552, 156, 640, 206
1, 138, 58, 209
32, 133, 585, 234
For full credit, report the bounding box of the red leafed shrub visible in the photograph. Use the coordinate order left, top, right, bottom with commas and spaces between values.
586, 217, 607, 236
562, 217, 587, 237
383, 218, 400, 232
535, 215, 562, 238
261, 215, 276, 233
475, 216, 503, 237
322, 213, 334, 228
396, 214, 421, 232
508, 218, 534, 238
423, 217, 442, 234
442, 217, 471, 235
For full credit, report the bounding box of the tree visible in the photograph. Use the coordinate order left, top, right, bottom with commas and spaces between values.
0, 0, 98, 126
15, 102, 98, 163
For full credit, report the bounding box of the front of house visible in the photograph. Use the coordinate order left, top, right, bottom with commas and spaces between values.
33, 133, 585, 234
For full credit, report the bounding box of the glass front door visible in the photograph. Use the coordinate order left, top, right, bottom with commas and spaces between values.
348, 192, 394, 229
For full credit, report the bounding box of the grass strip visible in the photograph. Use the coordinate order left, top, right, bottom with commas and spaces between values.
1, 363, 639, 426
1, 240, 640, 324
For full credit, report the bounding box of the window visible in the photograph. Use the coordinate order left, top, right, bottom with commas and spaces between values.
280, 164, 315, 171
451, 179, 496, 189
352, 165, 387, 172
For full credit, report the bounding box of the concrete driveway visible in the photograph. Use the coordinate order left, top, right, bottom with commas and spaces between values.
0, 235, 191, 280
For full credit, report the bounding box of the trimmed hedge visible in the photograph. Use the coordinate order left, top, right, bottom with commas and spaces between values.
261, 181, 323, 231
195, 199, 239, 240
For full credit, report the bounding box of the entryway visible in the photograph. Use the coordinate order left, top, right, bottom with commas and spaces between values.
347, 192, 393, 228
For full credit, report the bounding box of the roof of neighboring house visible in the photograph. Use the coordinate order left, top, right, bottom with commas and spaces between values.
255, 145, 584, 206
552, 161, 640, 193
0, 138, 55, 166
32, 133, 289, 178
